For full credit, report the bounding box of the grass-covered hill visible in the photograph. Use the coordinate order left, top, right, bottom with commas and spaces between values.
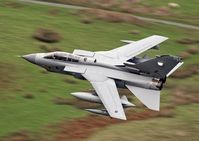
0, 0, 198, 140
40, 0, 199, 25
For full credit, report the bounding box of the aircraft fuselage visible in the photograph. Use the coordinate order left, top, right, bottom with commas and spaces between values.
23, 51, 163, 91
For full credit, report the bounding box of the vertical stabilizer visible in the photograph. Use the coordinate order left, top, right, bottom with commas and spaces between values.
125, 55, 183, 79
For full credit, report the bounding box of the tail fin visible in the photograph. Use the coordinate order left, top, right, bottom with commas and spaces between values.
125, 55, 183, 79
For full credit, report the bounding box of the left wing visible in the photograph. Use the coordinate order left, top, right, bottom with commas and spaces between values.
97, 35, 168, 61
82, 72, 126, 120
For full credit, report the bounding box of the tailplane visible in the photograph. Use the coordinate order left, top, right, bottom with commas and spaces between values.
126, 85, 160, 111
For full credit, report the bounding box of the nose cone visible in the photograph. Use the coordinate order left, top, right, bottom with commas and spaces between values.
22, 54, 36, 64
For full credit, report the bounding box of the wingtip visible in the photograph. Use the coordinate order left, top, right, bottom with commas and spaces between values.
116, 116, 127, 120
153, 35, 169, 40
121, 117, 127, 120
110, 113, 127, 120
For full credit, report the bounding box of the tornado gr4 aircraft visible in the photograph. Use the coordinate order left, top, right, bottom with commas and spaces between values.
23, 35, 183, 120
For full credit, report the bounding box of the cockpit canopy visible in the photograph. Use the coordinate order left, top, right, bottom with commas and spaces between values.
44, 52, 79, 62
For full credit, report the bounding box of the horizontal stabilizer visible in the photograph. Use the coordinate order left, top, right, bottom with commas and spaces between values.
126, 85, 160, 111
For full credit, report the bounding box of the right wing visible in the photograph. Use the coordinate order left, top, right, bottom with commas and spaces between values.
82, 72, 126, 120
98, 35, 168, 61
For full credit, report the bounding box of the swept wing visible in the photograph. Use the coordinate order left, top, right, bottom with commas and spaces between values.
82, 70, 126, 120
98, 35, 168, 61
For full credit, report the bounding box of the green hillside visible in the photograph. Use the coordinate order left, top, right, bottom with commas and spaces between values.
40, 0, 199, 25
87, 104, 199, 141
0, 0, 198, 139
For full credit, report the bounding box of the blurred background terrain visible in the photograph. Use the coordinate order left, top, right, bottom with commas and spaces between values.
0, 0, 199, 141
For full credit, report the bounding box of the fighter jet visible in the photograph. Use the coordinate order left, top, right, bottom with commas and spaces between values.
23, 35, 183, 120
